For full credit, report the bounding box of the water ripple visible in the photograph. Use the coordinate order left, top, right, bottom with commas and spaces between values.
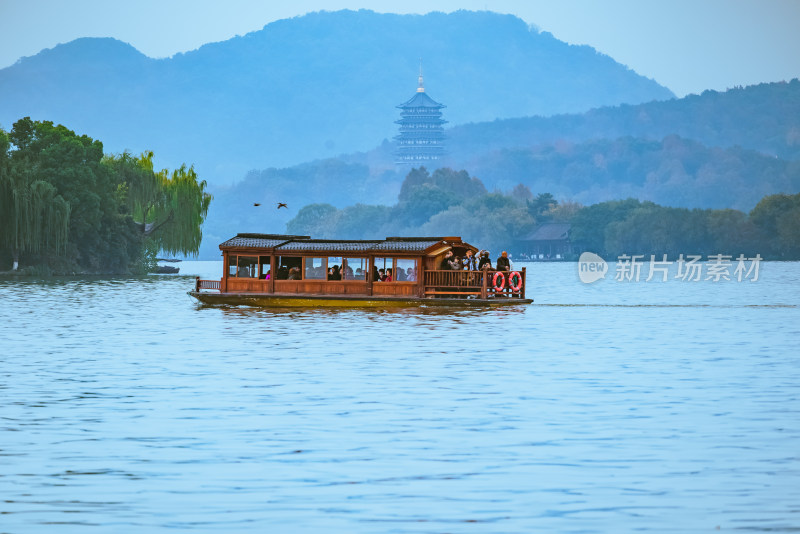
1, 262, 799, 532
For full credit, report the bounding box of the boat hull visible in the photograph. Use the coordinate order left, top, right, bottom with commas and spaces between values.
188, 291, 532, 308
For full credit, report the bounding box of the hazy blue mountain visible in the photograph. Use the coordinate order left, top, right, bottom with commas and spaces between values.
0, 9, 672, 185
338, 79, 800, 175
443, 79, 800, 166
336, 79, 800, 198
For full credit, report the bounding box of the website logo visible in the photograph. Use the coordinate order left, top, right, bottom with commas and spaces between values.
578, 252, 608, 284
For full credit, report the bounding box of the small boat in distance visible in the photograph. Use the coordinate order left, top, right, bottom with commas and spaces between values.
189, 233, 533, 307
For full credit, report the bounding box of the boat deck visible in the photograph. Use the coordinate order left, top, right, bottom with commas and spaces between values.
189, 291, 533, 308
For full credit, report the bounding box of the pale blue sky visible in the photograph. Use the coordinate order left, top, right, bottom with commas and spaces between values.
0, 0, 798, 96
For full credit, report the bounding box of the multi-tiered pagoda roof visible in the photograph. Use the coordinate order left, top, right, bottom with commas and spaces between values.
394, 68, 447, 164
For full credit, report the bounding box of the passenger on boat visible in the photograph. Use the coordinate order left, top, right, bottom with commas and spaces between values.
288, 267, 301, 280
496, 251, 512, 295
396, 267, 407, 281
277, 266, 290, 280
371, 265, 380, 282
384, 268, 393, 282
478, 251, 492, 270
440, 250, 454, 270
378, 268, 386, 281
406, 267, 417, 282
463, 250, 477, 270
449, 255, 462, 270
497, 251, 511, 272
263, 270, 271, 280
328, 265, 342, 281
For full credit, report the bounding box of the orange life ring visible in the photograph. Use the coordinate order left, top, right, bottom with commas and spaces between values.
492, 271, 505, 291
508, 271, 522, 292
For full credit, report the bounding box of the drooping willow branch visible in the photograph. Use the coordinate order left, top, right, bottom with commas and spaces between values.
0, 168, 70, 257
106, 152, 212, 256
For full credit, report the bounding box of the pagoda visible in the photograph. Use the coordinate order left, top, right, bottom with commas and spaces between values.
394, 65, 447, 164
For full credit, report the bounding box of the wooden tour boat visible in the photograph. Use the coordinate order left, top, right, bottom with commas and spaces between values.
189, 233, 533, 307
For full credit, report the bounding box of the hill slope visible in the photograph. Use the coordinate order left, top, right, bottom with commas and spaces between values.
0, 9, 672, 185
444, 79, 800, 165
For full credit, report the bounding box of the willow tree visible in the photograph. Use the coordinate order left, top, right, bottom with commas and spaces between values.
107, 151, 212, 258
0, 168, 71, 270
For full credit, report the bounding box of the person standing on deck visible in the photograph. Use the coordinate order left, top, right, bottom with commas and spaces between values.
496, 251, 511, 272
496, 251, 512, 295
478, 251, 492, 270
440, 250, 454, 270
463, 250, 477, 270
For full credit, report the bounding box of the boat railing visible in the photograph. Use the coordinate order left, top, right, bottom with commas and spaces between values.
423, 268, 526, 299
195, 277, 220, 292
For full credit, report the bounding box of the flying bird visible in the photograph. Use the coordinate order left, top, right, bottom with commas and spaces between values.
253, 203, 261, 207
277, 203, 288, 209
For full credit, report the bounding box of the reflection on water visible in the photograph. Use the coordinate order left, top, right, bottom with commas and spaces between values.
1, 261, 799, 533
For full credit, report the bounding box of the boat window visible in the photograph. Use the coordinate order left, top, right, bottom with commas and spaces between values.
343, 257, 367, 280
259, 256, 271, 279
228, 256, 237, 277
373, 257, 393, 281
276, 256, 302, 280
235, 256, 258, 278
395, 259, 418, 282
305, 257, 326, 279
327, 257, 343, 280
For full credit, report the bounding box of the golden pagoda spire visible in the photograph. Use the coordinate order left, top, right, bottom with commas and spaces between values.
417, 58, 425, 93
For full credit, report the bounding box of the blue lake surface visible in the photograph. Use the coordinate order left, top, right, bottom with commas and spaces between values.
2, 261, 799, 533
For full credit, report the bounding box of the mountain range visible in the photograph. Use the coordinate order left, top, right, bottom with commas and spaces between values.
0, 9, 672, 185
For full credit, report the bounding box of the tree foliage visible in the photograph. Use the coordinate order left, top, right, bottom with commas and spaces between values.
0, 118, 211, 273
395, 167, 488, 227
1, 128, 70, 260
105, 152, 212, 256
749, 193, 800, 258
569, 199, 779, 259
285, 203, 338, 237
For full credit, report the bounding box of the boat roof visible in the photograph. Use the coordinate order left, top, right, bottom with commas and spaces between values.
219, 233, 476, 255
219, 233, 309, 249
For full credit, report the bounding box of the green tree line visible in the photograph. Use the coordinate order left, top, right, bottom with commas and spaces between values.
286, 167, 800, 260
570, 195, 800, 259
0, 118, 212, 274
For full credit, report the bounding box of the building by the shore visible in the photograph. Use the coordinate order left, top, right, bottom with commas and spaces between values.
519, 223, 573, 260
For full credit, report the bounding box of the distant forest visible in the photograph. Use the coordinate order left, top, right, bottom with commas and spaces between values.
285, 167, 800, 260
0, 118, 211, 274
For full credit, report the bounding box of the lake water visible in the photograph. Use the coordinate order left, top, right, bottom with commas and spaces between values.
2, 261, 799, 533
